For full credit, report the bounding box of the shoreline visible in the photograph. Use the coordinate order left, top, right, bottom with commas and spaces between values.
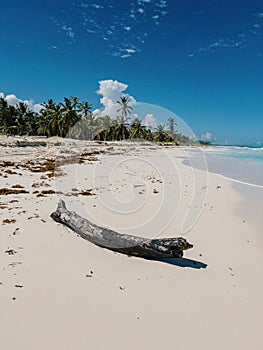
233, 181, 263, 233
184, 145, 263, 187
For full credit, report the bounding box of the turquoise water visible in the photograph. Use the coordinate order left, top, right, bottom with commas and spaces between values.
185, 146, 263, 187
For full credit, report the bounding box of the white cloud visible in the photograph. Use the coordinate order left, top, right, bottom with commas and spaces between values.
121, 54, 131, 58
197, 35, 247, 55
86, 29, 96, 34
5, 94, 20, 106
142, 114, 157, 130
62, 25, 75, 38
131, 113, 139, 121
96, 79, 136, 117
112, 45, 139, 59
51, 1, 169, 59
201, 132, 213, 141
155, 0, 167, 8
0, 92, 42, 113
125, 48, 136, 53
97, 80, 128, 108
28, 102, 43, 113
91, 3, 103, 9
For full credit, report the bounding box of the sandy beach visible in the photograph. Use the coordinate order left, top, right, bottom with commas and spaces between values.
0, 136, 262, 350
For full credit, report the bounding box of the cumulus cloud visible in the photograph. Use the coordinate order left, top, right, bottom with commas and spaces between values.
142, 114, 157, 130
5, 94, 20, 106
27, 101, 43, 113
96, 80, 136, 117
201, 132, 213, 141
0, 92, 42, 113
97, 80, 128, 109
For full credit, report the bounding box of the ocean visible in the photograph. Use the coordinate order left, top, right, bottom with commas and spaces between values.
184, 146, 263, 187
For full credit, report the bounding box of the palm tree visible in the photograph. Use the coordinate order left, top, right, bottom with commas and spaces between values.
0, 97, 9, 134
174, 132, 191, 145
14, 102, 30, 135
109, 122, 130, 141
6, 105, 17, 135
38, 99, 63, 136
144, 128, 153, 142
70, 96, 79, 110
167, 117, 177, 140
60, 97, 81, 137
129, 118, 147, 139
26, 110, 38, 135
79, 101, 93, 120
70, 111, 100, 140
113, 113, 130, 140
95, 115, 113, 141
117, 96, 133, 118
154, 124, 167, 142
115, 97, 135, 140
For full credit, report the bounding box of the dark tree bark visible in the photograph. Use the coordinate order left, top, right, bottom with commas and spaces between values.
51, 200, 193, 259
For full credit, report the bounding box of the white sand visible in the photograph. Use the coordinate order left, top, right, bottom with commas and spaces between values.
0, 137, 262, 350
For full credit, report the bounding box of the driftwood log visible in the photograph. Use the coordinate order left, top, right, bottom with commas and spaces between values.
51, 200, 193, 259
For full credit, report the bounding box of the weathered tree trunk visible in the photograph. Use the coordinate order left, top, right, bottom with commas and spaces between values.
51, 200, 193, 259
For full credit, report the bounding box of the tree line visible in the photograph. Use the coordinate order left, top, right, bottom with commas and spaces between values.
0, 95, 194, 144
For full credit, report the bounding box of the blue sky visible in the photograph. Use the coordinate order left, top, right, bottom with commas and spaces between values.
0, 0, 262, 145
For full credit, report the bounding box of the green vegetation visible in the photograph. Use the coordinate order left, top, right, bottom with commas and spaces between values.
0, 95, 196, 145
198, 140, 212, 145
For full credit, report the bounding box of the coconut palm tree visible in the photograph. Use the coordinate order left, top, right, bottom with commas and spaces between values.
113, 113, 130, 140
25, 109, 38, 135
109, 122, 130, 141
117, 96, 133, 118
154, 124, 167, 142
115, 96, 132, 140
70, 96, 80, 110
95, 115, 113, 141
78, 101, 93, 120
144, 128, 154, 141
129, 118, 147, 139
0, 97, 9, 134
60, 97, 81, 137
71, 111, 101, 140
14, 102, 31, 135
167, 117, 177, 140
38, 99, 63, 136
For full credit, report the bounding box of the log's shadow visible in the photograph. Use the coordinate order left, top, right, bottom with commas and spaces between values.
156, 257, 207, 269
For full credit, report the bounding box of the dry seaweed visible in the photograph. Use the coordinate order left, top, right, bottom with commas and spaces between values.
40, 190, 56, 195
2, 219, 16, 224
80, 189, 95, 196
0, 188, 29, 195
